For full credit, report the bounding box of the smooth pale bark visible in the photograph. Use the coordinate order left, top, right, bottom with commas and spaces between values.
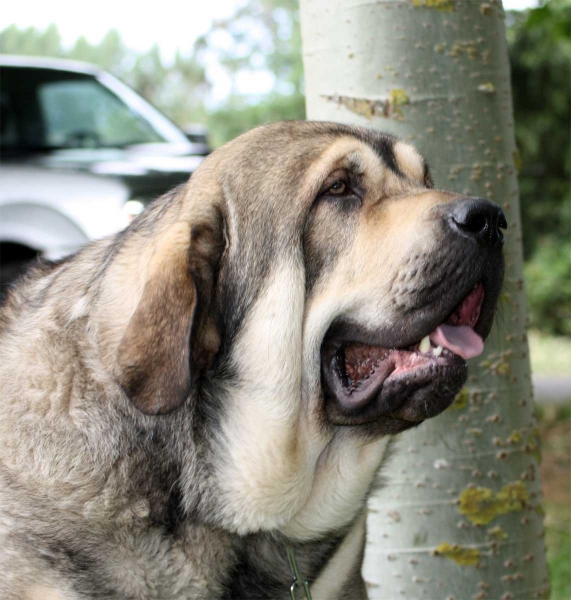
300, 1, 550, 598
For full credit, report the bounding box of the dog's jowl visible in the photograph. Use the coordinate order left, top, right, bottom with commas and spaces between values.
0, 122, 505, 599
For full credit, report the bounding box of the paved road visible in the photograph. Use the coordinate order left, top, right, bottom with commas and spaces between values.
533, 376, 571, 403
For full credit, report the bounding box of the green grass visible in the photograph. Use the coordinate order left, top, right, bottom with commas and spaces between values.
529, 331, 571, 378
546, 509, 571, 600
537, 404, 571, 599
529, 335, 570, 597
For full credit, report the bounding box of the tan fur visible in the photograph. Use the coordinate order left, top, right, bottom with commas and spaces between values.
393, 140, 425, 182
26, 585, 69, 600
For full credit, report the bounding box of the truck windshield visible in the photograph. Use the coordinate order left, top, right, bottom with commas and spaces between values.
0, 66, 172, 152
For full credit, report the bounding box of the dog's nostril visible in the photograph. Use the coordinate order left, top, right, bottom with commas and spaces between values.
454, 211, 488, 236
498, 212, 508, 230
450, 198, 506, 247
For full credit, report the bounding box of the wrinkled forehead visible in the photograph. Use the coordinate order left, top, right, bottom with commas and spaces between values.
219, 122, 429, 180
299, 133, 430, 199
207, 123, 432, 227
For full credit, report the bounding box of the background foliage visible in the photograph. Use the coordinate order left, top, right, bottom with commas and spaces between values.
507, 0, 571, 336
0, 0, 569, 335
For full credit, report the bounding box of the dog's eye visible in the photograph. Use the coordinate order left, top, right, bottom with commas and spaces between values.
318, 177, 361, 209
328, 180, 347, 195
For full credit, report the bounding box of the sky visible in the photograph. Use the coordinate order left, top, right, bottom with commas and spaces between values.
4, 0, 540, 61
3, 1, 241, 60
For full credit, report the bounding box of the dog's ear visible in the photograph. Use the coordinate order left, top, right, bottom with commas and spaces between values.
115, 219, 221, 415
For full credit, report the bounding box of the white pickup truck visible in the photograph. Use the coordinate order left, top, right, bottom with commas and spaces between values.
0, 55, 207, 296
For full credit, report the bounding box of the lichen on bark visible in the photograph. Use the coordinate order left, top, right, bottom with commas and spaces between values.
458, 481, 530, 525
434, 542, 481, 566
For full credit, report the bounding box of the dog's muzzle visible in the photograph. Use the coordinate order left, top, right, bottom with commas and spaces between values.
321, 196, 506, 432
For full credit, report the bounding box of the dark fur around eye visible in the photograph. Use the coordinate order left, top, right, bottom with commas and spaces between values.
322, 196, 361, 214
315, 171, 364, 211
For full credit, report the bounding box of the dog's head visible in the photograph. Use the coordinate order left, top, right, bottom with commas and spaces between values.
109, 121, 505, 536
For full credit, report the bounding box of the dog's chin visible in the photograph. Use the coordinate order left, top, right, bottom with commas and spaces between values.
321, 282, 490, 431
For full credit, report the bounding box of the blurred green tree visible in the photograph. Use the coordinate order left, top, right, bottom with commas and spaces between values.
70, 30, 126, 72
508, 0, 570, 260
196, 0, 305, 147
0, 24, 63, 57
507, 0, 571, 335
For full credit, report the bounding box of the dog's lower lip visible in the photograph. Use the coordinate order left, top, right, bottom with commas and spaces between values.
322, 282, 486, 418
324, 340, 463, 412
322, 348, 467, 427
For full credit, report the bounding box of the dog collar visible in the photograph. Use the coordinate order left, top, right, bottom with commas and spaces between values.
287, 546, 313, 600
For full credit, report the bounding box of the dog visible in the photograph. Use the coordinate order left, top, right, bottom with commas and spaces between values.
0, 121, 505, 599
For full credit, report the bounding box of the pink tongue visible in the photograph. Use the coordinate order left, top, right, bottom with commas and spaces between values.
429, 325, 484, 360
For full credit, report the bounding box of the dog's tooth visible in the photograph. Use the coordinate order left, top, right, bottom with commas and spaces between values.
419, 335, 430, 353
433, 345, 443, 357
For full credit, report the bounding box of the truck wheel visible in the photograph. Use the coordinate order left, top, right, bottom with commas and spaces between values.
0, 260, 30, 301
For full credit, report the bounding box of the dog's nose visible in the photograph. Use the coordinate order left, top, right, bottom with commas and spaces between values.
449, 197, 507, 247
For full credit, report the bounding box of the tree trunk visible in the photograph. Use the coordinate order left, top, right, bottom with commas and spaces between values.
300, 1, 550, 598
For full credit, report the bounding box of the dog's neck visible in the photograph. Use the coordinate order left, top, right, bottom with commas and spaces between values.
0, 231, 374, 598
